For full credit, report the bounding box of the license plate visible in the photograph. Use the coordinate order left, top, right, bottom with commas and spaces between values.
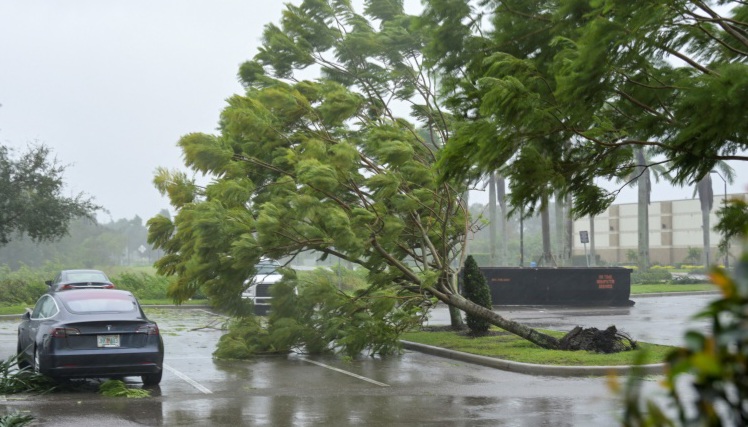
97, 334, 120, 348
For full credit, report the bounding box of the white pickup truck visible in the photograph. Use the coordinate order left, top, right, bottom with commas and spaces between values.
241, 259, 282, 314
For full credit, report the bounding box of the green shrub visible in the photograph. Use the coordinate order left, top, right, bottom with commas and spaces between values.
461, 255, 492, 334
111, 272, 171, 300
467, 253, 491, 267
670, 275, 711, 285
0, 266, 176, 306
0, 265, 49, 306
631, 269, 672, 284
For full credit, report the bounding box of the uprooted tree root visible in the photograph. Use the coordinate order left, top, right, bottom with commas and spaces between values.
559, 326, 637, 353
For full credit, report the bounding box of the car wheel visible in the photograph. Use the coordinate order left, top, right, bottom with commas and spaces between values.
16, 342, 30, 369
142, 371, 162, 386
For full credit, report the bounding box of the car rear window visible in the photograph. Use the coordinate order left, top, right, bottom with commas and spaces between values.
59, 291, 137, 313
65, 271, 109, 283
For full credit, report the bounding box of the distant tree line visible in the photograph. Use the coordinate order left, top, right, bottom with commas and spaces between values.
0, 215, 161, 270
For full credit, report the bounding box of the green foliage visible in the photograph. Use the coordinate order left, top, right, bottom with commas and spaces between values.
715, 198, 748, 253
213, 270, 424, 359
268, 271, 423, 357
296, 266, 369, 293
148, 0, 470, 324
461, 255, 492, 334
626, 249, 639, 265
111, 272, 172, 301
683, 247, 702, 265
213, 317, 279, 359
148, 0, 573, 351
431, 1, 748, 218
0, 214, 157, 271
0, 265, 176, 306
631, 269, 672, 285
0, 265, 48, 306
669, 275, 711, 285
467, 253, 491, 267
0, 144, 99, 246
621, 241, 748, 425
0, 354, 56, 394
0, 412, 34, 427
98, 380, 150, 398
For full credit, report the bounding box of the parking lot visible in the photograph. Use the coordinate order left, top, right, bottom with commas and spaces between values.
0, 294, 714, 426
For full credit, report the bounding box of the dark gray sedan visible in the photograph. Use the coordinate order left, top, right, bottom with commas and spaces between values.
16, 289, 164, 385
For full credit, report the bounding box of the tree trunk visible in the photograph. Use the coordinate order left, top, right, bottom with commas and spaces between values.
697, 176, 714, 269
635, 148, 650, 270
702, 208, 711, 267
589, 215, 597, 266
565, 193, 573, 262
554, 192, 564, 265
497, 175, 508, 266
540, 197, 553, 266
447, 271, 464, 328
448, 305, 464, 328
519, 210, 525, 267
434, 289, 560, 349
488, 174, 498, 267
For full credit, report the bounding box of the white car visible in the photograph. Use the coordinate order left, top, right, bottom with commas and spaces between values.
241, 259, 283, 314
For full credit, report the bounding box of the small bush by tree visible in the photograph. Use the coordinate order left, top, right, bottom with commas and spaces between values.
461, 255, 492, 334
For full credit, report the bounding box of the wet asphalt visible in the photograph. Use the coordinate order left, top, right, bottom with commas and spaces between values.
0, 294, 715, 426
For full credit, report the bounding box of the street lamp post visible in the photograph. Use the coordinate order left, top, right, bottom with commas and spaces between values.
710, 170, 729, 269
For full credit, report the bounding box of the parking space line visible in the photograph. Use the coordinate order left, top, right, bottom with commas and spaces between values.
163, 363, 213, 394
300, 358, 389, 387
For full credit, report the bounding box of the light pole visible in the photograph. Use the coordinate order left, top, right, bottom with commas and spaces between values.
710, 170, 729, 269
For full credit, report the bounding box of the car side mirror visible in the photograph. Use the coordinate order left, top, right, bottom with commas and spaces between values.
45, 280, 52, 287
22, 311, 31, 320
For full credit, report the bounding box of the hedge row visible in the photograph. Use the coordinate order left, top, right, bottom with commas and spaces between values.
0, 266, 172, 306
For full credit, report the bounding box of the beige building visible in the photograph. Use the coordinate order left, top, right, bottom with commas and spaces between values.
572, 193, 747, 266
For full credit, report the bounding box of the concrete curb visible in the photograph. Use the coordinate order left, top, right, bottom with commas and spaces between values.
400, 340, 665, 377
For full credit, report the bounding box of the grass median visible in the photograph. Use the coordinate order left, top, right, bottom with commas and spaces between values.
630, 283, 716, 294
401, 328, 673, 366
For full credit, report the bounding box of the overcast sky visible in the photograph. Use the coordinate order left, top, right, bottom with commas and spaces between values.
1, 1, 746, 223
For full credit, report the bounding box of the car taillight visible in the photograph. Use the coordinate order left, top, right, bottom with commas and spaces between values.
60, 284, 74, 290
103, 284, 115, 289
51, 327, 81, 338
136, 324, 159, 335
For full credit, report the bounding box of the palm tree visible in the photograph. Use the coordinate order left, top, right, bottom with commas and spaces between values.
619, 147, 670, 270
487, 172, 509, 267
693, 163, 735, 268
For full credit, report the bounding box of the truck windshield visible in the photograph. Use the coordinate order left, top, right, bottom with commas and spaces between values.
256, 263, 279, 275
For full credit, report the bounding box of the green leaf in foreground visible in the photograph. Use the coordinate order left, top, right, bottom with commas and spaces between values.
0, 411, 35, 427
0, 354, 57, 394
